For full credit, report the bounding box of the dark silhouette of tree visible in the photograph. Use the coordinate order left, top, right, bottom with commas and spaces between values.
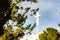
0, 0, 11, 35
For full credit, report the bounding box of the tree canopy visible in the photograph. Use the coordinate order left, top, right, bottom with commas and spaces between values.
0, 0, 38, 40
39, 28, 60, 40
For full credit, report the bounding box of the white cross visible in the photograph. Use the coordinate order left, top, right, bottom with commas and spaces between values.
35, 12, 41, 27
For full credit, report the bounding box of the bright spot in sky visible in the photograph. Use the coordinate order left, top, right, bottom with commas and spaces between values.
20, 34, 38, 40
20, 32, 42, 40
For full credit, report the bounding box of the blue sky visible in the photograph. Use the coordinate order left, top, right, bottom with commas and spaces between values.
17, 0, 60, 34
32, 0, 60, 34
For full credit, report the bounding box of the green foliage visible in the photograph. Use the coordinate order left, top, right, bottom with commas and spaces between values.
58, 23, 60, 27
39, 28, 60, 40
0, 0, 38, 40
26, 0, 37, 3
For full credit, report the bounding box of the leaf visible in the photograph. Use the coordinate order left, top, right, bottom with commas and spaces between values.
58, 23, 60, 27
36, 8, 39, 11
31, 0, 37, 3
29, 23, 36, 32
16, 0, 25, 3
25, 7, 30, 13
26, 0, 37, 3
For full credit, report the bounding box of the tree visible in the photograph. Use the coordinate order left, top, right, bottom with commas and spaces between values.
58, 23, 60, 27
39, 28, 60, 40
0, 0, 38, 40
0, 0, 11, 35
